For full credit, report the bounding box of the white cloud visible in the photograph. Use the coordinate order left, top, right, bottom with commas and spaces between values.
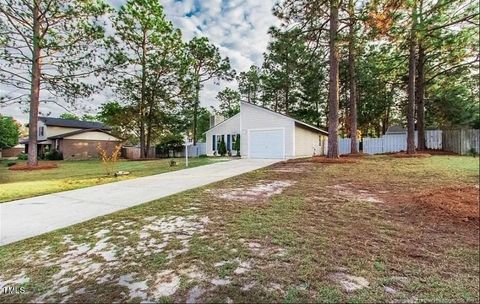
0, 0, 279, 121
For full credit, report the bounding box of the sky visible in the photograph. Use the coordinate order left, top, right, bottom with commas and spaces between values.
0, 0, 279, 123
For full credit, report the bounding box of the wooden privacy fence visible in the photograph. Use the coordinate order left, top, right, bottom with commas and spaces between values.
362, 130, 444, 155
122, 147, 155, 159
443, 129, 480, 154
338, 138, 360, 155
173, 143, 207, 157
124, 144, 208, 159
425, 130, 443, 150
362, 137, 385, 154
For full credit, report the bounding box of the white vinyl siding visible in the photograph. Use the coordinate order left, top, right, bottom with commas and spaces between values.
205, 114, 240, 156
45, 126, 82, 138
240, 102, 294, 159
63, 131, 121, 141
294, 125, 324, 157
205, 102, 327, 158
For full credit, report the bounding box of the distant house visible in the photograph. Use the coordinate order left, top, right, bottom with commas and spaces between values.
21, 117, 122, 160
205, 102, 328, 159
385, 125, 407, 135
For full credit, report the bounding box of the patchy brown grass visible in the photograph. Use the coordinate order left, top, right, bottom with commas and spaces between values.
340, 153, 368, 158
417, 149, 458, 155
311, 156, 359, 164
388, 152, 432, 158
0, 156, 478, 303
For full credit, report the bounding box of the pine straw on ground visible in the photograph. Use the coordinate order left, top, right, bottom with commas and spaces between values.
8, 163, 58, 171
410, 186, 479, 223
416, 149, 458, 156
340, 153, 367, 158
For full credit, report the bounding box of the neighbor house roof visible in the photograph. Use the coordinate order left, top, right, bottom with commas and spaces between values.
39, 117, 111, 130
19, 138, 48, 144
47, 128, 121, 140
385, 125, 407, 134
241, 102, 329, 135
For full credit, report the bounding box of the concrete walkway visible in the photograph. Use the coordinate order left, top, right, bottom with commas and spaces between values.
0, 159, 278, 245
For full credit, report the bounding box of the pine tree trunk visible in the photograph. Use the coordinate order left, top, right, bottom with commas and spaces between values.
315, 98, 320, 127
145, 93, 154, 158
27, 1, 41, 167
327, 0, 340, 158
145, 123, 152, 158
192, 81, 200, 145
139, 123, 145, 158
416, 44, 426, 150
348, 0, 358, 154
139, 30, 147, 158
285, 45, 290, 115
406, 0, 417, 154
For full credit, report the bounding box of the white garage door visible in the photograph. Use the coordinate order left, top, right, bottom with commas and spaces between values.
249, 129, 284, 159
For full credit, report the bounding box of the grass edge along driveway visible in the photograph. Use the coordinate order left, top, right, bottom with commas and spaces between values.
0, 157, 228, 203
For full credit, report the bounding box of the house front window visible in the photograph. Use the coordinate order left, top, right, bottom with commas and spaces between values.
231, 134, 237, 150
39, 126, 44, 137
216, 135, 223, 150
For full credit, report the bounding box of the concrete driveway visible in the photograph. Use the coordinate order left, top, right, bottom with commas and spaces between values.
0, 158, 279, 246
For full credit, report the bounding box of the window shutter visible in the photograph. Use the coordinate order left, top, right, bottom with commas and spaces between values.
212, 135, 216, 150
227, 134, 231, 150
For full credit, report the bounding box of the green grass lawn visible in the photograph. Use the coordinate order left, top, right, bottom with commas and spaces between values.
0, 157, 227, 203
0, 155, 478, 303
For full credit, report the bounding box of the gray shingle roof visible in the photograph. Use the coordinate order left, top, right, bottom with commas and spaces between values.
385, 125, 407, 134
39, 117, 111, 130
47, 128, 120, 140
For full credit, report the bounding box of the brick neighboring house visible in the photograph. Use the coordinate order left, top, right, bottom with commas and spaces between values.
0, 144, 25, 159
20, 117, 122, 160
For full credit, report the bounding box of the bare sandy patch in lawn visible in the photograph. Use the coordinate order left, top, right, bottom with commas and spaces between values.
0, 214, 272, 302
328, 272, 370, 292
0, 215, 211, 302
210, 180, 296, 202
327, 183, 383, 203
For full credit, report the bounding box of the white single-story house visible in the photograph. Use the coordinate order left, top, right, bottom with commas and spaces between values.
205, 102, 328, 159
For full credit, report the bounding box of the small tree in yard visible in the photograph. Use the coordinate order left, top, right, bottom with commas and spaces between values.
218, 138, 227, 156
0, 115, 19, 153
96, 143, 122, 176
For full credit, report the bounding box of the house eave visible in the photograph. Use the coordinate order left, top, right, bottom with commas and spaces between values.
203, 112, 240, 134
